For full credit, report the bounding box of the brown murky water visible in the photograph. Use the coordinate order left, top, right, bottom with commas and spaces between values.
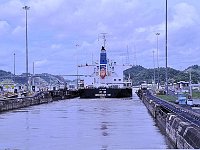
0, 92, 170, 149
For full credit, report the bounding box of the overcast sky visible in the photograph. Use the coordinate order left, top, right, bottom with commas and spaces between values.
0, 0, 200, 76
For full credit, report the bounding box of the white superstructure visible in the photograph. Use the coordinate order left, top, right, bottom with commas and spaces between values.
78, 46, 132, 89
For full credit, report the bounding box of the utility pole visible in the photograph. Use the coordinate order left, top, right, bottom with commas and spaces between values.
165, 0, 168, 95
156, 33, 160, 89
23, 5, 30, 91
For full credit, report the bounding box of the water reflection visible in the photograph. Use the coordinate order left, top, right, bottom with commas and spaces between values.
101, 123, 109, 137
0, 93, 170, 149
101, 145, 108, 150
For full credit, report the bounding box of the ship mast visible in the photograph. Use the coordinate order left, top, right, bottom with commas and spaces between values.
99, 33, 107, 48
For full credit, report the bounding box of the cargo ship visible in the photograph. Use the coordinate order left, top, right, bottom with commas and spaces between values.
78, 38, 132, 98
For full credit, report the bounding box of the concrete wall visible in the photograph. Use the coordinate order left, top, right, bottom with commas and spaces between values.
0, 89, 79, 112
166, 113, 200, 149
137, 89, 200, 149
0, 92, 52, 112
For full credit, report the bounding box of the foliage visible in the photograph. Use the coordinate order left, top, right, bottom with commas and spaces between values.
124, 65, 200, 85
0, 70, 12, 77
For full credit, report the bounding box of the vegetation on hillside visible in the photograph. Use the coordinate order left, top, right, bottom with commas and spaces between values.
1, 65, 200, 86
124, 65, 200, 85
0, 70, 12, 77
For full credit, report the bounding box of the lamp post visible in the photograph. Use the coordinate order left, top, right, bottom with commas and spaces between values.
77, 65, 79, 89
23, 5, 30, 91
165, 0, 168, 94
189, 71, 192, 97
32, 61, 35, 75
76, 44, 80, 89
13, 53, 15, 83
32, 61, 35, 88
153, 50, 155, 86
156, 32, 160, 89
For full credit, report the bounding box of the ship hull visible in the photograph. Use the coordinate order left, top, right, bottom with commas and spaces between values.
79, 88, 132, 98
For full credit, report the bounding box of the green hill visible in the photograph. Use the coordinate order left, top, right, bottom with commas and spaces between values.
0, 70, 12, 77
184, 65, 200, 74
1, 65, 200, 86
124, 65, 200, 85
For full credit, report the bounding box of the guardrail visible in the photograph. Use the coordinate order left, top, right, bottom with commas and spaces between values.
146, 91, 200, 127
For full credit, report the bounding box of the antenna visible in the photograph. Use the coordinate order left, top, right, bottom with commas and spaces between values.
92, 53, 93, 65
99, 33, 107, 48
133, 43, 137, 66
126, 45, 130, 65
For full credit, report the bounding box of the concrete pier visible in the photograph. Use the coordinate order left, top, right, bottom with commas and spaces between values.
0, 89, 79, 113
137, 89, 200, 149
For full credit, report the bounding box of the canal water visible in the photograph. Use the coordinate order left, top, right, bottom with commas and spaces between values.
0, 91, 170, 149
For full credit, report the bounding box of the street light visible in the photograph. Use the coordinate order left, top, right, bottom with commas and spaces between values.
13, 53, 15, 83
189, 71, 192, 97
153, 50, 155, 86
165, 0, 168, 94
23, 5, 30, 91
32, 61, 35, 75
76, 44, 80, 89
32, 61, 35, 87
156, 32, 160, 89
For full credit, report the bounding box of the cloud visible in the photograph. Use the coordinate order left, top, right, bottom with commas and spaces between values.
133, 1, 200, 62
35, 59, 48, 67
51, 44, 62, 49
0, 20, 10, 35
28, 0, 65, 18
169, 2, 200, 30
0, 0, 23, 19
12, 25, 24, 35
0, 0, 200, 74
